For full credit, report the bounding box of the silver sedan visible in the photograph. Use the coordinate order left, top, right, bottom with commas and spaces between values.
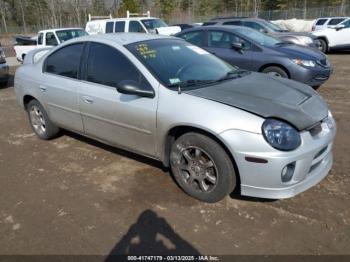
14, 34, 336, 203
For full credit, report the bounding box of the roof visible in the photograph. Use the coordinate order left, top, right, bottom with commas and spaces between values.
38, 28, 84, 33
87, 17, 158, 23
70, 33, 174, 45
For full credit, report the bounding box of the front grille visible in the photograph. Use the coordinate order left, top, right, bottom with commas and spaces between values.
314, 146, 328, 159
309, 161, 322, 174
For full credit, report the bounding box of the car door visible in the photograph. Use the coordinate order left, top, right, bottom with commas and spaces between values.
332, 19, 350, 47
78, 42, 157, 156
41, 43, 85, 132
205, 30, 253, 70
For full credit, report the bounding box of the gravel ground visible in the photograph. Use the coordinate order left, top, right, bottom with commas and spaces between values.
0, 55, 349, 256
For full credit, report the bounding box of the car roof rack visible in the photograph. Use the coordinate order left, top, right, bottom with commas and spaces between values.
88, 14, 113, 21
211, 16, 249, 20
126, 10, 151, 18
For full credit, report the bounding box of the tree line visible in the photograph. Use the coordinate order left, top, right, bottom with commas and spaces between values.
0, 0, 348, 33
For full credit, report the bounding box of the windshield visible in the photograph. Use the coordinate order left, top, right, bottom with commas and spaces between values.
126, 39, 239, 89
56, 29, 87, 43
234, 27, 282, 47
141, 19, 168, 30
262, 21, 287, 32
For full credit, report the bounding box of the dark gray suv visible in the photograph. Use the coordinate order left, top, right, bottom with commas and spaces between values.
176, 26, 332, 88
203, 17, 321, 50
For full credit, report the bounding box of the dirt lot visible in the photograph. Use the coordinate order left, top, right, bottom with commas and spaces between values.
0, 55, 349, 256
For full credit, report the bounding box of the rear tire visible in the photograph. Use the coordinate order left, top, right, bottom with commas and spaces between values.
27, 99, 59, 140
319, 39, 328, 53
170, 132, 236, 203
262, 66, 288, 78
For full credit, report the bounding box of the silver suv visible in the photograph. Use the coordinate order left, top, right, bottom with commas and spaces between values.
14, 34, 336, 203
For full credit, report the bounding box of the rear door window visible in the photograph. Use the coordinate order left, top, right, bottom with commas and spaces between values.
115, 21, 125, 32
44, 43, 84, 79
106, 22, 114, 33
223, 21, 242, 26
37, 33, 43, 45
242, 21, 265, 31
316, 19, 327, 25
129, 21, 146, 33
328, 18, 346, 25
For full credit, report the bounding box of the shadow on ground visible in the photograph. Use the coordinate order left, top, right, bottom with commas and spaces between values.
105, 210, 200, 258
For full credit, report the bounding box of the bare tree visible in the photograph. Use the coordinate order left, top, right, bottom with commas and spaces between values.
0, 0, 8, 33
19, 0, 27, 32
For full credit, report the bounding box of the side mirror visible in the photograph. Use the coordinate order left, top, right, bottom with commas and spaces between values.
116, 80, 154, 98
259, 28, 268, 34
231, 42, 243, 51
335, 24, 345, 31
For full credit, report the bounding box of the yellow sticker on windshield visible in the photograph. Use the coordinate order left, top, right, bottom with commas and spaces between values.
136, 43, 157, 59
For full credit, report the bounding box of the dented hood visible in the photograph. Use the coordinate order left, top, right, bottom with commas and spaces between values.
185, 73, 329, 131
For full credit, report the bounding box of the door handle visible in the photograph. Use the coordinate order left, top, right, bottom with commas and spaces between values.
82, 96, 94, 104
39, 85, 47, 92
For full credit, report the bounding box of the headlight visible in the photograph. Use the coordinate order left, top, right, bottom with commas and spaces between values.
262, 119, 301, 151
291, 59, 316, 67
298, 36, 313, 44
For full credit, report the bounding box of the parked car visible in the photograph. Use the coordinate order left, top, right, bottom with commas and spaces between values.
0, 47, 9, 85
172, 23, 195, 31
86, 11, 181, 36
204, 17, 321, 50
312, 17, 349, 31
312, 18, 350, 53
176, 26, 332, 88
14, 33, 336, 203
14, 28, 87, 62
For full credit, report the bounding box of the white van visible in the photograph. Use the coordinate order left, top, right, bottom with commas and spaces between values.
85, 11, 181, 36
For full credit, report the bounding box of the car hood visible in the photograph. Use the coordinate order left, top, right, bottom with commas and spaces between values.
184, 73, 328, 131
274, 43, 326, 60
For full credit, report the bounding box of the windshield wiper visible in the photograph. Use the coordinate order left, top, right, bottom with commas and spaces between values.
216, 69, 249, 82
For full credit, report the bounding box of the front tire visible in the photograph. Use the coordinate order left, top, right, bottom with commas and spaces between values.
262, 66, 289, 78
27, 99, 59, 140
170, 132, 236, 203
319, 39, 328, 53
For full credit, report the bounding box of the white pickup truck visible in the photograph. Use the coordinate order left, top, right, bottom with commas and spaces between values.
86, 11, 181, 36
14, 28, 87, 62
312, 18, 350, 53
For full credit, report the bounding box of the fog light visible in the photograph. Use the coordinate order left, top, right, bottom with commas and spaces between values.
281, 162, 296, 182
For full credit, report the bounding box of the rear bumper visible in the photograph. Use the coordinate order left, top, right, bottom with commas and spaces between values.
0, 62, 9, 82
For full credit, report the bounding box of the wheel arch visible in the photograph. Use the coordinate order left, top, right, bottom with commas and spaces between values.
23, 94, 37, 110
162, 125, 241, 189
258, 63, 291, 78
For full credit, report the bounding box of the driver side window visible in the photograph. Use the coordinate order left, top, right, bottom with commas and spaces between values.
208, 31, 251, 49
86, 42, 152, 91
46, 32, 58, 46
